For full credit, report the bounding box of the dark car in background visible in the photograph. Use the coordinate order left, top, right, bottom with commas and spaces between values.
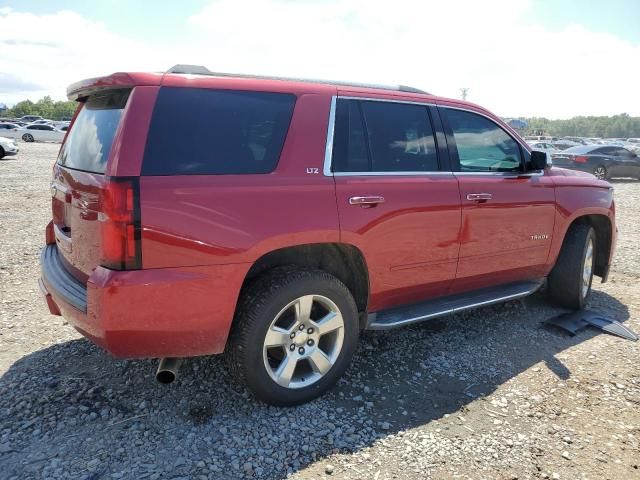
552, 145, 640, 180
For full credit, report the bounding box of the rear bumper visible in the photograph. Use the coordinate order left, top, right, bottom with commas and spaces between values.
3, 149, 18, 156
40, 245, 87, 312
40, 244, 249, 358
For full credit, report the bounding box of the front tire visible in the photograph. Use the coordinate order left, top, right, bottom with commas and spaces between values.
226, 268, 359, 406
0, 146, 5, 159
547, 223, 596, 310
22, 133, 34, 142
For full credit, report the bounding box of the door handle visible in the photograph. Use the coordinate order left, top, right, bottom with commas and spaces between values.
349, 195, 385, 207
466, 193, 493, 202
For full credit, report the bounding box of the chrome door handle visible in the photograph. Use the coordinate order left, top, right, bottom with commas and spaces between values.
349, 195, 385, 207
466, 193, 493, 201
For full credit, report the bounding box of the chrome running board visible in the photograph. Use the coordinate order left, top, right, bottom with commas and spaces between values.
367, 280, 544, 330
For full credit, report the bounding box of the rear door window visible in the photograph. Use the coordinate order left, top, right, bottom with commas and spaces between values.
142, 88, 296, 175
57, 89, 130, 174
332, 98, 439, 173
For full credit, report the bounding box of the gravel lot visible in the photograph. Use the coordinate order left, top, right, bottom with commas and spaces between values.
1, 142, 639, 480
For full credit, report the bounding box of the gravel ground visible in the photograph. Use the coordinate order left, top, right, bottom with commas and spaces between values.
0, 142, 639, 480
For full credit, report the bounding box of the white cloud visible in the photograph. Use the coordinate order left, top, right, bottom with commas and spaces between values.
1, 2, 639, 118
0, 8, 166, 105
186, 0, 640, 118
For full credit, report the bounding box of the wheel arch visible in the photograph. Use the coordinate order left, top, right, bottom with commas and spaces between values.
561, 214, 613, 281
240, 243, 370, 322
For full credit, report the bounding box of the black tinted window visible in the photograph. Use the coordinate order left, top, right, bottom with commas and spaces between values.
332, 100, 369, 172
614, 147, 633, 157
594, 147, 614, 155
57, 89, 130, 173
446, 109, 522, 172
142, 88, 296, 175
332, 99, 438, 173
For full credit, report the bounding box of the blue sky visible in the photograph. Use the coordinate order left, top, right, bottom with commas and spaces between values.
6, 0, 638, 43
1, 0, 639, 118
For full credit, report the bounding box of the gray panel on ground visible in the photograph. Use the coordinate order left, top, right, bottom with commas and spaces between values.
545, 309, 638, 341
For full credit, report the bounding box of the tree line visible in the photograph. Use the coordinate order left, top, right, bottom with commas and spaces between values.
1, 96, 77, 121
522, 113, 640, 138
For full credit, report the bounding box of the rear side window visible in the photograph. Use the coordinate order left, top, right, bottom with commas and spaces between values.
57, 89, 130, 173
142, 88, 296, 175
332, 99, 438, 173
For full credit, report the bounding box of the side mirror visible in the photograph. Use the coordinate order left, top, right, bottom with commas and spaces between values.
528, 150, 551, 171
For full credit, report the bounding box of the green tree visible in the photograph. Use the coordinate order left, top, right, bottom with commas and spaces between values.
520, 114, 640, 138
4, 96, 77, 120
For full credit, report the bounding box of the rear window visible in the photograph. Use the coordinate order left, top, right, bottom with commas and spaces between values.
562, 146, 597, 154
57, 89, 130, 174
142, 88, 296, 175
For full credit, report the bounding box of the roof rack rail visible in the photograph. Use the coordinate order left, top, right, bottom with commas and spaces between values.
166, 64, 429, 95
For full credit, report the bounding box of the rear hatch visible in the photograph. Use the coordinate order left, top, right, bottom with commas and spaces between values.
52, 89, 139, 283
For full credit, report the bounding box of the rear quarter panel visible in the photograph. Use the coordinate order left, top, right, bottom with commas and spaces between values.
139, 92, 340, 268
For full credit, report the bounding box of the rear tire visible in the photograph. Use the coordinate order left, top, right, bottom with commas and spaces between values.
593, 166, 607, 180
226, 267, 359, 406
0, 146, 5, 159
547, 223, 596, 310
22, 134, 34, 143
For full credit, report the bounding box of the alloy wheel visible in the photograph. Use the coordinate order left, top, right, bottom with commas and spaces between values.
593, 166, 606, 180
262, 294, 344, 389
582, 238, 594, 298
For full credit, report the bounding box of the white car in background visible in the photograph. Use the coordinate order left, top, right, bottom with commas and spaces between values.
0, 136, 19, 159
13, 124, 66, 143
527, 141, 558, 155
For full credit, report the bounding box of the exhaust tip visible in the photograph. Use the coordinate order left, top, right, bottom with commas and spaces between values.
156, 369, 176, 384
156, 357, 183, 384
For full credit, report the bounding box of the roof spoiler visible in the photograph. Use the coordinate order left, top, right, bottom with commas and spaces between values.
165, 64, 429, 95
66, 72, 149, 101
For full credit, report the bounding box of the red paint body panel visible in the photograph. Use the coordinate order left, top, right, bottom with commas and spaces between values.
51, 166, 109, 282
140, 93, 338, 268
546, 170, 616, 269
451, 174, 556, 293
334, 175, 461, 311
107, 86, 159, 177
41, 263, 248, 357
39, 70, 616, 359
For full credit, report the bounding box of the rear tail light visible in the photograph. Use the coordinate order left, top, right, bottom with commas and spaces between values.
100, 177, 141, 270
574, 155, 589, 163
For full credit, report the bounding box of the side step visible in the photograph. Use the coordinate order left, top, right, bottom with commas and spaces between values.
367, 280, 544, 330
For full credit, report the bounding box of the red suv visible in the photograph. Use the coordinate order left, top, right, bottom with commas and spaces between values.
40, 65, 616, 405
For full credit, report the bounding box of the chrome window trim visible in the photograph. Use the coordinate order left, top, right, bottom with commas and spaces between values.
442, 104, 531, 154
323, 96, 337, 176
322, 96, 545, 178
323, 95, 441, 177
334, 171, 454, 177
442, 105, 547, 175
337, 95, 436, 107
453, 171, 544, 177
